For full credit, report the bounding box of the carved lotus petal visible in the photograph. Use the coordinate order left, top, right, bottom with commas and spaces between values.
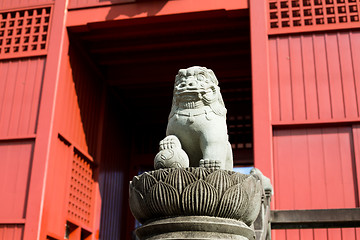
152, 168, 169, 182
147, 181, 181, 217
130, 176, 140, 189
216, 183, 244, 219
135, 172, 158, 194
230, 172, 248, 185
205, 170, 232, 197
182, 180, 218, 215
129, 185, 150, 223
165, 168, 197, 194
239, 176, 263, 225
190, 167, 211, 180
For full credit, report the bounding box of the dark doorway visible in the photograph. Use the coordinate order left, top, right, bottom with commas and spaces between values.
68, 8, 252, 239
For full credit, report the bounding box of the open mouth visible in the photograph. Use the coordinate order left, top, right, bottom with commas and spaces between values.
177, 90, 200, 95
176, 91, 198, 100
176, 88, 208, 95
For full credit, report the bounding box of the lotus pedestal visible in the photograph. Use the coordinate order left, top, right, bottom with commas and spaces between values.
129, 168, 266, 240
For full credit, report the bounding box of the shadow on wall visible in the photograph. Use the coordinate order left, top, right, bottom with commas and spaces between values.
99, 0, 169, 20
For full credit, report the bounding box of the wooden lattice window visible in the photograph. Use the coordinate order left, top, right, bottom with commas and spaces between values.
268, 0, 360, 34
0, 6, 52, 59
228, 114, 253, 166
68, 148, 94, 227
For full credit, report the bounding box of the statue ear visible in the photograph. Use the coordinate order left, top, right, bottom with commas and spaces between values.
206, 69, 219, 85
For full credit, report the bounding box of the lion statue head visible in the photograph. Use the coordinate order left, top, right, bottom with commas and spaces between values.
169, 66, 227, 119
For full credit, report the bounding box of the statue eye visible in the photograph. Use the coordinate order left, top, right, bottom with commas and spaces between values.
197, 74, 205, 81
177, 77, 186, 84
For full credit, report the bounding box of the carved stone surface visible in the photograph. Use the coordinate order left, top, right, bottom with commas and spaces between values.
154, 135, 190, 169
157, 66, 233, 170
135, 216, 253, 240
129, 168, 262, 225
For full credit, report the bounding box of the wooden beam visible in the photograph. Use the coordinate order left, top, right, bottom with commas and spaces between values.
66, 1, 248, 27
79, 17, 249, 41
271, 209, 360, 229
88, 36, 250, 54
97, 50, 250, 65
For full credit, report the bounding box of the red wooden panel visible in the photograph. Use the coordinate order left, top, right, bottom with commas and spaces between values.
24, 0, 68, 239
286, 229, 300, 240
352, 124, 360, 206
0, 141, 34, 219
314, 229, 328, 240
272, 229, 286, 240
68, 0, 131, 9
289, 36, 306, 121
41, 136, 72, 237
54, 47, 103, 155
290, 129, 312, 209
273, 128, 312, 209
273, 126, 360, 239
0, 224, 24, 240
300, 229, 314, 240
301, 35, 319, 120
269, 37, 280, 122
40, 41, 104, 239
306, 128, 328, 209
337, 128, 357, 207
277, 37, 293, 121
270, 31, 360, 124
337, 32, 359, 118
313, 33, 332, 120
273, 126, 358, 210
349, 31, 360, 117
0, 58, 45, 137
328, 229, 342, 240
273, 129, 295, 209
325, 33, 345, 119
0, 0, 53, 10
342, 228, 357, 240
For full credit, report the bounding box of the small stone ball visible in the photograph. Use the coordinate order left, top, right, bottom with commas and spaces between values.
154, 148, 189, 169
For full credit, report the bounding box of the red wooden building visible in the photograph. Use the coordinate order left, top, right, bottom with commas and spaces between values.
0, 0, 359, 239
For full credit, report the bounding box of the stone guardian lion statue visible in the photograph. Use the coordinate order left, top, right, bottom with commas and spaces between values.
155, 66, 233, 170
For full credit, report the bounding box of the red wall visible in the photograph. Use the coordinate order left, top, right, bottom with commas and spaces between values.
0, 57, 45, 240
1, 0, 360, 239
250, 0, 360, 239
273, 126, 360, 239
0, 0, 52, 11
270, 32, 360, 123
39, 42, 105, 239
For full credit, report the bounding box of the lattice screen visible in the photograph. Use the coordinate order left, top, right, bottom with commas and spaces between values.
268, 0, 360, 34
68, 149, 94, 227
0, 6, 52, 59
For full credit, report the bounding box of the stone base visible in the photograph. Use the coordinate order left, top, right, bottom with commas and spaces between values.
135, 216, 255, 240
